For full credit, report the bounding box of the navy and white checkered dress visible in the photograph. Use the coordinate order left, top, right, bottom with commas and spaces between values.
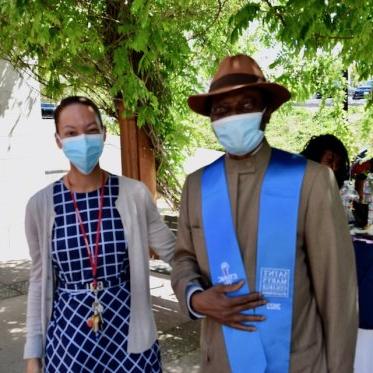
45, 175, 161, 372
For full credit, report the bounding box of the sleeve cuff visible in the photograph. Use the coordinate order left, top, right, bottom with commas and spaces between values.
186, 283, 206, 319
23, 334, 43, 359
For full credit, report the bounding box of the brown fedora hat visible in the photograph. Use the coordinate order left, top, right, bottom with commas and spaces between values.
188, 54, 291, 116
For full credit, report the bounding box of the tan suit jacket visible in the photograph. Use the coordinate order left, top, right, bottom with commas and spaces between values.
171, 140, 358, 373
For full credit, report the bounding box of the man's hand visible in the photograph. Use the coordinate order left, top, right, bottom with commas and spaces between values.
25, 358, 42, 373
191, 281, 267, 331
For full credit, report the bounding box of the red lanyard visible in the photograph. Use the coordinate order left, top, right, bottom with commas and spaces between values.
69, 174, 105, 290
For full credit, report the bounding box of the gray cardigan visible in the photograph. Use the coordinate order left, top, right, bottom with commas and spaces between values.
24, 175, 176, 359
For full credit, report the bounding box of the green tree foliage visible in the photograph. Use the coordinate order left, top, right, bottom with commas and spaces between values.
229, 1, 373, 153
0, 0, 247, 205
266, 106, 371, 157
1, 1, 372, 207
230, 0, 373, 75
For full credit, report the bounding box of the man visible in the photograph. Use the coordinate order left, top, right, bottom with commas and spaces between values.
171, 55, 357, 372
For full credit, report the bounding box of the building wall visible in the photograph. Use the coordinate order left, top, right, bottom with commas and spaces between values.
0, 60, 46, 259
0, 60, 122, 260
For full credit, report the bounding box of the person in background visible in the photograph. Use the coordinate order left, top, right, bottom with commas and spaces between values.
352, 157, 373, 202
301, 134, 349, 188
24, 96, 175, 373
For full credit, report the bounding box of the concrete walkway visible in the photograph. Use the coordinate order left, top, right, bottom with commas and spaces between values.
0, 260, 201, 372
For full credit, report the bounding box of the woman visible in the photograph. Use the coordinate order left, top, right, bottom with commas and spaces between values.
24, 96, 175, 372
301, 134, 350, 188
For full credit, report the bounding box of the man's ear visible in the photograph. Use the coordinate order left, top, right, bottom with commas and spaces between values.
55, 133, 63, 149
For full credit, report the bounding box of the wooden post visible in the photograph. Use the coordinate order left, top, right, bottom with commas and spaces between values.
116, 100, 157, 199
116, 100, 159, 258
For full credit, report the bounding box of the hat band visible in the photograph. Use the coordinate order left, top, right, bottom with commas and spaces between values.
209, 73, 265, 92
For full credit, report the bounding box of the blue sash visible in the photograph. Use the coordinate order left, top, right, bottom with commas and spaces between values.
202, 149, 306, 373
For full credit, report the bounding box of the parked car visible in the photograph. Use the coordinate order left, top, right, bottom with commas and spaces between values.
41, 102, 56, 118
314, 91, 335, 99
352, 85, 372, 100
353, 79, 373, 99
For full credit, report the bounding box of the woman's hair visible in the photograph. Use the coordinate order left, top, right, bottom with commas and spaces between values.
54, 96, 103, 133
301, 134, 350, 188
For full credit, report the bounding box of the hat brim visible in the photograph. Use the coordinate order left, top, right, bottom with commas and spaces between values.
188, 82, 291, 116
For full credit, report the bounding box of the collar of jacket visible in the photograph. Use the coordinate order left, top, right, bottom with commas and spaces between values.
225, 138, 272, 175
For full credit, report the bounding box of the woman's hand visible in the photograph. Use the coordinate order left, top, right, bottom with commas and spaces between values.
191, 281, 267, 331
25, 358, 42, 373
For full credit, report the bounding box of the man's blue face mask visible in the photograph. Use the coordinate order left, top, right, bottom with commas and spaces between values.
57, 133, 104, 175
212, 110, 265, 156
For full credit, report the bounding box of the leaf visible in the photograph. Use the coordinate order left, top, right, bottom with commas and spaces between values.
130, 28, 150, 52
229, 3, 261, 43
131, 0, 145, 15
0, 0, 371, 207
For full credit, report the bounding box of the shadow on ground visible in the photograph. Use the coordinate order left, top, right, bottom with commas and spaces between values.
0, 260, 30, 300
0, 260, 202, 372
152, 296, 201, 371
0, 295, 27, 372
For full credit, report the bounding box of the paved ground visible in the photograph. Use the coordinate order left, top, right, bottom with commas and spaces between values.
0, 260, 201, 373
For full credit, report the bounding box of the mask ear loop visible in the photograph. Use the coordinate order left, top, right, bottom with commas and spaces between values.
260, 107, 269, 130
55, 133, 62, 141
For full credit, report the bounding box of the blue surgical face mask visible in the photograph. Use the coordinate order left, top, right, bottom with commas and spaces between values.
58, 133, 104, 175
212, 111, 265, 156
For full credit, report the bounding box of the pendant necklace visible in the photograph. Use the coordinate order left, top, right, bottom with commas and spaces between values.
68, 172, 106, 334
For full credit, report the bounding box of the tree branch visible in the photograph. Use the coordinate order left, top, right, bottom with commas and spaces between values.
187, 0, 228, 42
262, 0, 286, 26
315, 33, 354, 40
